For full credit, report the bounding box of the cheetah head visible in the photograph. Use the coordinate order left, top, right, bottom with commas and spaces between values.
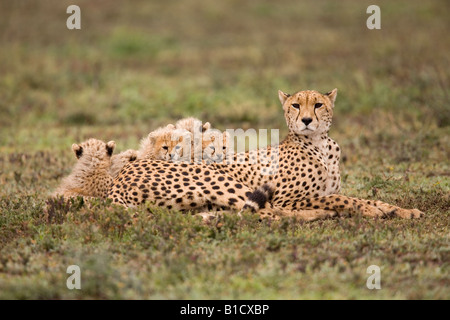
71, 138, 115, 169
175, 117, 211, 134
151, 129, 192, 162
278, 89, 337, 136
202, 130, 231, 163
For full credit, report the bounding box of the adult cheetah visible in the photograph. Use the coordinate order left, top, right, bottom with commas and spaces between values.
108, 89, 423, 221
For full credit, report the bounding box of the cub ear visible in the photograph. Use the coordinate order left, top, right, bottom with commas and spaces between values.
325, 88, 338, 104
72, 144, 83, 159
106, 141, 116, 157
223, 130, 231, 138
278, 90, 290, 105
165, 124, 176, 130
148, 132, 158, 145
128, 150, 138, 162
202, 122, 211, 132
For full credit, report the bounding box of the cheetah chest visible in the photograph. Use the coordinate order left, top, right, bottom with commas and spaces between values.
279, 138, 341, 198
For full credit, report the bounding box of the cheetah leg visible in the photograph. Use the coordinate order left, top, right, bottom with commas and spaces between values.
287, 195, 388, 218
361, 199, 424, 219
289, 195, 423, 219
283, 209, 339, 221
242, 184, 337, 221
259, 207, 339, 222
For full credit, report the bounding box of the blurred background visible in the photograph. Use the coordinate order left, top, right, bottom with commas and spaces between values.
0, 0, 448, 300
0, 0, 448, 191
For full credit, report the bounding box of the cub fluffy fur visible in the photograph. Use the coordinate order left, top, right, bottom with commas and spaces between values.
52, 138, 115, 199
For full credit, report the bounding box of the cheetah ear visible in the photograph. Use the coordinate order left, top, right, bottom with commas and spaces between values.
129, 150, 138, 162
148, 132, 157, 144
165, 124, 176, 130
72, 144, 83, 159
202, 122, 211, 133
325, 88, 338, 105
106, 141, 116, 157
278, 90, 290, 105
222, 130, 230, 139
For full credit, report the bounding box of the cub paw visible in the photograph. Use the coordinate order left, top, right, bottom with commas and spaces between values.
197, 211, 220, 223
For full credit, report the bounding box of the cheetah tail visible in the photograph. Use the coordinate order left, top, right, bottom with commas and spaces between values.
241, 183, 275, 213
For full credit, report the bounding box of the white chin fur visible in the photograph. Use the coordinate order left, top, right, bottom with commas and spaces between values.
295, 127, 316, 135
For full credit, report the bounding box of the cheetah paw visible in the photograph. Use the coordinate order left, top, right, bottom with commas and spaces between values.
362, 206, 387, 219
392, 208, 424, 219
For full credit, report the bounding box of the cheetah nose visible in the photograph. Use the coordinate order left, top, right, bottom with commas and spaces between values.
302, 117, 313, 126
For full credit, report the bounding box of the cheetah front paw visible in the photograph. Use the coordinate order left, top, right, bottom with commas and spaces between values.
371, 202, 424, 219
360, 205, 387, 219
391, 208, 424, 219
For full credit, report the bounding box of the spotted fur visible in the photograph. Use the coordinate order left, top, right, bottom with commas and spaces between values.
110, 149, 138, 179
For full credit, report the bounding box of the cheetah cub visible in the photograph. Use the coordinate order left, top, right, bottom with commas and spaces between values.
138, 119, 229, 163
175, 117, 211, 134
201, 129, 231, 164
176, 117, 230, 163
137, 124, 193, 162
52, 138, 116, 200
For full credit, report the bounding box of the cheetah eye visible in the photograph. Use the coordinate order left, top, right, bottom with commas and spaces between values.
314, 103, 323, 109
291, 103, 300, 109
162, 146, 169, 151
222, 146, 226, 150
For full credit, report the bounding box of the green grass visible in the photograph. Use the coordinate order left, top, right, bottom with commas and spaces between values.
0, 0, 449, 299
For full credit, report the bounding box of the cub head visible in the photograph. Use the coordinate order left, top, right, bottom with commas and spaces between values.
150, 129, 192, 161
278, 89, 337, 136
202, 130, 230, 163
175, 117, 210, 134
71, 138, 115, 168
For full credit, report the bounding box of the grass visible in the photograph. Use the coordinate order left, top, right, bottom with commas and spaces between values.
0, 0, 449, 299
